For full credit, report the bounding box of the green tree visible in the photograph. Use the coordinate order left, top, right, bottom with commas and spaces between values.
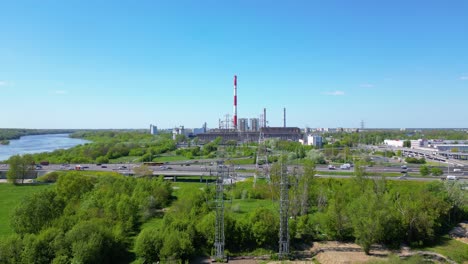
249, 207, 279, 248
66, 219, 126, 264
134, 227, 163, 263
95, 155, 109, 164
403, 140, 411, 148
159, 230, 194, 262
419, 165, 430, 176
431, 167, 443, 176
11, 189, 65, 235
21, 227, 65, 264
175, 134, 186, 143
0, 235, 23, 264
306, 149, 326, 164
7, 154, 35, 184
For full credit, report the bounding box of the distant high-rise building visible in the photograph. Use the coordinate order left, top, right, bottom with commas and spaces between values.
250, 118, 260, 132
239, 118, 249, 132
150, 124, 158, 135
307, 135, 323, 148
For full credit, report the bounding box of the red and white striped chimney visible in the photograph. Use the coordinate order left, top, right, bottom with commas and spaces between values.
233, 75, 238, 130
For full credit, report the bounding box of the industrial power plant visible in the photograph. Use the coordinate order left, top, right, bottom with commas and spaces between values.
197, 75, 302, 143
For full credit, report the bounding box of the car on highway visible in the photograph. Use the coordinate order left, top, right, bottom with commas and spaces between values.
101, 165, 107, 168
328, 165, 336, 170
340, 164, 351, 170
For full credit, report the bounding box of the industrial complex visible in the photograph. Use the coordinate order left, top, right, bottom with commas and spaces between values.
196, 75, 303, 143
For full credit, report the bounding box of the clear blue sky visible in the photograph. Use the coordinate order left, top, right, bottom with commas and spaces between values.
1, 0, 467, 129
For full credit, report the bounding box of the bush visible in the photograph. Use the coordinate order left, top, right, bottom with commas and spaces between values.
134, 227, 163, 263
431, 167, 443, 176
405, 157, 426, 164
37, 171, 60, 182
420, 165, 430, 176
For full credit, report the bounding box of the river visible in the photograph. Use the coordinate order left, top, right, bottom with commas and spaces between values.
0, 134, 90, 161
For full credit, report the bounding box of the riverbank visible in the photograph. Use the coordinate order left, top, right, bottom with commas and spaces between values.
0, 133, 90, 162
0, 128, 77, 141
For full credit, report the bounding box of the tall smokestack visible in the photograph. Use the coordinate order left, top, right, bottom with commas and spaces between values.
263, 108, 266, 128
233, 75, 237, 130
283, 107, 286, 127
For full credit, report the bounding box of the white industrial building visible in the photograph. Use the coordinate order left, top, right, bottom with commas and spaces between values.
411, 139, 428, 149
307, 135, 323, 148
172, 126, 186, 140
300, 135, 323, 148
384, 139, 404, 148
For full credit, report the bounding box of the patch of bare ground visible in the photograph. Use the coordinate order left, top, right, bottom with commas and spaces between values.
310, 241, 390, 264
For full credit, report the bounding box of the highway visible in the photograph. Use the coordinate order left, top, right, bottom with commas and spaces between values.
1, 162, 466, 182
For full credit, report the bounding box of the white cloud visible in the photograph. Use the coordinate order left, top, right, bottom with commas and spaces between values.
323, 90, 345, 96
0, 81, 7, 86
54, 90, 68, 95
360, 83, 374, 88
459, 76, 468, 80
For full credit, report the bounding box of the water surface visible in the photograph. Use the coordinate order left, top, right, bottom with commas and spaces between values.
0, 134, 89, 161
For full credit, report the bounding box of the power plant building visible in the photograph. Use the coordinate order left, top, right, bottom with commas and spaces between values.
239, 118, 249, 132
250, 118, 260, 132
197, 75, 302, 143
197, 127, 302, 143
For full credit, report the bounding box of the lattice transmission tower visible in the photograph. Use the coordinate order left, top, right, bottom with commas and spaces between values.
213, 166, 228, 262
278, 159, 290, 259
255, 129, 270, 181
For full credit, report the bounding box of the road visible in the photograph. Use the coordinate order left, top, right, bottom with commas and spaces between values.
1, 162, 466, 182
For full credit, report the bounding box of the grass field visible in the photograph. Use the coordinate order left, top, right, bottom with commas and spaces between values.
0, 184, 52, 237
229, 198, 277, 215
419, 236, 468, 263
153, 155, 189, 162
109, 156, 141, 163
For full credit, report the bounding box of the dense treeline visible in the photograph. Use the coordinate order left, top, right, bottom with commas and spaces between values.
306, 177, 467, 253
29, 131, 177, 164
1, 170, 466, 263
0, 129, 76, 141
134, 183, 281, 263
134, 163, 467, 261
0, 172, 172, 263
